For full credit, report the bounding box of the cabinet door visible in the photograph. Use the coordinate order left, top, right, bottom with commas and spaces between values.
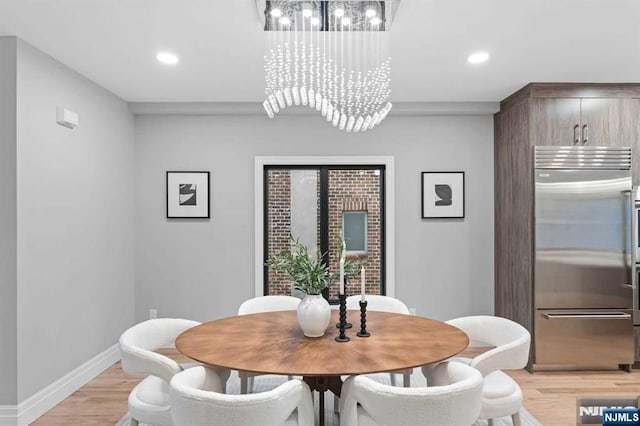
531, 98, 581, 146
580, 98, 640, 147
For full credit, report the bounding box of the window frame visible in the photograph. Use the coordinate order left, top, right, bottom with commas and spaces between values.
261, 163, 388, 304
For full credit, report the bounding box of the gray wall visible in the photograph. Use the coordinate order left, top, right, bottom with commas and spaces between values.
15, 40, 135, 402
134, 114, 494, 323
0, 36, 17, 406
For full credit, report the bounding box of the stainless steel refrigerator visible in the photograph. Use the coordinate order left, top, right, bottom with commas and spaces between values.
534, 146, 635, 370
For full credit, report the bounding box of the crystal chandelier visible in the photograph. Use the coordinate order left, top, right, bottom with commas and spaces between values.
261, 1, 396, 132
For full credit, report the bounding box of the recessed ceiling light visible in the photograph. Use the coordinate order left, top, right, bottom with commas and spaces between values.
467, 51, 489, 64
370, 17, 382, 26
279, 16, 291, 26
270, 8, 282, 18
334, 8, 345, 17
341, 17, 351, 26
366, 9, 377, 18
156, 52, 178, 65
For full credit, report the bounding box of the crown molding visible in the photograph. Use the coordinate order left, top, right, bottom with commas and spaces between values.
128, 102, 499, 116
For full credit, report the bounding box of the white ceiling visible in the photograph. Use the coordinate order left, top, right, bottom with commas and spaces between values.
0, 0, 639, 103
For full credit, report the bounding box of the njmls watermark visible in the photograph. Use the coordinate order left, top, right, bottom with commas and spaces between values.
577, 396, 640, 425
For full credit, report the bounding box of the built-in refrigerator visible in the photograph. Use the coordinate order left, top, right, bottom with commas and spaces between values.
534, 146, 635, 370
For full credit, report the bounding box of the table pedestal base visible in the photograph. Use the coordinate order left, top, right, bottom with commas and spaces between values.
303, 376, 343, 426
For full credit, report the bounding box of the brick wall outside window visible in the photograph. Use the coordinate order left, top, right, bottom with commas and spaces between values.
266, 170, 292, 295
328, 169, 381, 299
266, 168, 382, 298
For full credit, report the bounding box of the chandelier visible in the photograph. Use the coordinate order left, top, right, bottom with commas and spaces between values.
260, 1, 396, 132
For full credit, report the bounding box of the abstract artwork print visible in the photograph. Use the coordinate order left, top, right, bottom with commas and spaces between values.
179, 184, 197, 205
421, 172, 464, 219
166, 172, 210, 218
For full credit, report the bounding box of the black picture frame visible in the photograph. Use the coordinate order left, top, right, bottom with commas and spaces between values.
421, 171, 465, 219
166, 171, 210, 219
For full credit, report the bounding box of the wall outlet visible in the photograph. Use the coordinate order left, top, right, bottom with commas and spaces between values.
409, 308, 416, 316
149, 309, 157, 319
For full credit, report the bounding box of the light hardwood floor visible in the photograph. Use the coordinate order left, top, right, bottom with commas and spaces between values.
33, 350, 640, 425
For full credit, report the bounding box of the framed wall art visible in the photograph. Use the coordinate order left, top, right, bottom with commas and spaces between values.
166, 171, 210, 218
421, 171, 465, 219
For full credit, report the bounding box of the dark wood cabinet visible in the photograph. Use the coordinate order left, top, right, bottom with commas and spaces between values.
532, 97, 640, 148
531, 98, 581, 146
495, 83, 640, 371
580, 98, 640, 148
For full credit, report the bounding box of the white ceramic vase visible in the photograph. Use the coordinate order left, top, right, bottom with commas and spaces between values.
297, 294, 331, 338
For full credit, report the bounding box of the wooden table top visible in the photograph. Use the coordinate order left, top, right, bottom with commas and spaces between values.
175, 310, 469, 377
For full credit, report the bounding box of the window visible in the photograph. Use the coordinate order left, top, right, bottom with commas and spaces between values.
343, 211, 367, 254
264, 165, 385, 302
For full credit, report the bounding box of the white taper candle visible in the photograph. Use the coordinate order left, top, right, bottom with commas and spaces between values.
339, 239, 346, 295
361, 266, 365, 302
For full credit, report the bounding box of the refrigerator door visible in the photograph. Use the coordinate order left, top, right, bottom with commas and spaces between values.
535, 168, 632, 309
535, 309, 634, 367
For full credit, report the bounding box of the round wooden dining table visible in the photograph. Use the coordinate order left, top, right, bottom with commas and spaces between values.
176, 310, 468, 426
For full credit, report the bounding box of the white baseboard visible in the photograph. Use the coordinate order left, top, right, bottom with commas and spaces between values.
0, 406, 18, 426
16, 343, 120, 425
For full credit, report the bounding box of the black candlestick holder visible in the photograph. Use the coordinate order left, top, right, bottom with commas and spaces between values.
335, 294, 350, 342
357, 300, 370, 337
335, 294, 352, 329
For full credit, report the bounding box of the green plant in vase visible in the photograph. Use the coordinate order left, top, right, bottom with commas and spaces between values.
265, 235, 361, 337
266, 235, 331, 296
266, 235, 362, 296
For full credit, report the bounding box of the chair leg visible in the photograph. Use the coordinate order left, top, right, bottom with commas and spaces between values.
512, 412, 522, 426
240, 371, 248, 394
129, 418, 139, 426
487, 419, 495, 426
403, 370, 411, 387
390, 373, 397, 386
248, 375, 255, 393
334, 395, 340, 413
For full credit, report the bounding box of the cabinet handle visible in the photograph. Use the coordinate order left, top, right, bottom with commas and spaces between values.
582, 124, 588, 145
573, 124, 580, 145
543, 312, 631, 319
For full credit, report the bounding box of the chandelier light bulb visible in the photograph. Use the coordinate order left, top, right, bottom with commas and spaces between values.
270, 8, 282, 18
341, 17, 351, 26
279, 16, 291, 26
302, 8, 312, 18
334, 8, 345, 17
366, 9, 377, 18
370, 17, 382, 26
310, 16, 320, 26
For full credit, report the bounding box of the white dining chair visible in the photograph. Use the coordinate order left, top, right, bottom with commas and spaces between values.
345, 294, 410, 315
346, 295, 412, 387
339, 361, 483, 426
237, 295, 301, 393
445, 315, 531, 426
119, 318, 202, 426
170, 365, 314, 426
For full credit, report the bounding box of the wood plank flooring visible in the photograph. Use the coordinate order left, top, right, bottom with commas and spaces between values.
33, 349, 640, 425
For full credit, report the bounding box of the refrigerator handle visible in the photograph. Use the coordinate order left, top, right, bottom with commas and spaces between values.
623, 190, 632, 287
